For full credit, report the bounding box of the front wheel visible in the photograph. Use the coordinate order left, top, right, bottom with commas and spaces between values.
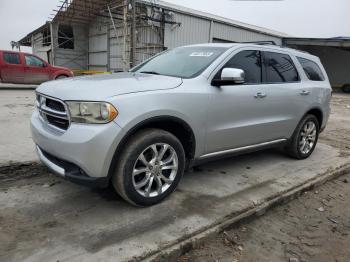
112, 129, 186, 206
55, 75, 68, 80
286, 114, 320, 159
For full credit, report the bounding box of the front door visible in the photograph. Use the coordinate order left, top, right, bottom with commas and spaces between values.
205, 49, 272, 154
24, 55, 50, 84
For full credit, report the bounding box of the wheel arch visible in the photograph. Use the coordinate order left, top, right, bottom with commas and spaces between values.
55, 74, 69, 79
305, 107, 323, 127
107, 116, 196, 179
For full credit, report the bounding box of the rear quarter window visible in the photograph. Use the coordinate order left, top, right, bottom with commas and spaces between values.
3, 53, 21, 65
297, 57, 325, 81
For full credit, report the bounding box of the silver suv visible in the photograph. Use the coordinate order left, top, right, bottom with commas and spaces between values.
31, 43, 332, 206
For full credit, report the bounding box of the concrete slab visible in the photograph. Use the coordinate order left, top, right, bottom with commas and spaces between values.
0, 90, 37, 166
0, 83, 37, 90
0, 143, 348, 262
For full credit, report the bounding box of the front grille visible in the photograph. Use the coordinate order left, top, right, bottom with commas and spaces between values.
46, 115, 70, 130
36, 94, 70, 131
46, 98, 65, 112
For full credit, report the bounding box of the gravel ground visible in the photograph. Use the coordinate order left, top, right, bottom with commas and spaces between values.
319, 93, 350, 157
177, 93, 350, 262
0, 90, 37, 165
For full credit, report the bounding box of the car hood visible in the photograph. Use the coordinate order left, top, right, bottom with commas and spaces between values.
36, 72, 183, 101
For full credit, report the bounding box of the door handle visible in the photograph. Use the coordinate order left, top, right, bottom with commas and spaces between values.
300, 90, 310, 96
255, 92, 267, 99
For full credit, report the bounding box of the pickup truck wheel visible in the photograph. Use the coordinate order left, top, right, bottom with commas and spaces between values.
286, 114, 319, 159
112, 129, 185, 206
56, 75, 68, 80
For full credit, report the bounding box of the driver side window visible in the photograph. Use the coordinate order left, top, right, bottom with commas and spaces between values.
216, 50, 262, 84
25, 55, 44, 67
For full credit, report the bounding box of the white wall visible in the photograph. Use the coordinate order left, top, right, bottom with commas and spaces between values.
164, 13, 211, 49
164, 12, 282, 49
89, 18, 109, 71
32, 32, 51, 62
52, 23, 89, 70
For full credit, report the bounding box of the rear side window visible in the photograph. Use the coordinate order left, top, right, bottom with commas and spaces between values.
3, 53, 20, 65
297, 57, 325, 81
223, 50, 262, 84
263, 52, 299, 83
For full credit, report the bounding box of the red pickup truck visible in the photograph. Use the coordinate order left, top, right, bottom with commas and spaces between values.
0, 50, 73, 84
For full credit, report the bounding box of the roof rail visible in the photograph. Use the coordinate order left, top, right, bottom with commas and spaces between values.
241, 41, 279, 46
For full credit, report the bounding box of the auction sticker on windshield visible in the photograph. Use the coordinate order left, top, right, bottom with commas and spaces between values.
190, 52, 214, 57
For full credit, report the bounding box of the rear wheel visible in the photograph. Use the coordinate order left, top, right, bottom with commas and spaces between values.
286, 114, 320, 159
112, 129, 186, 206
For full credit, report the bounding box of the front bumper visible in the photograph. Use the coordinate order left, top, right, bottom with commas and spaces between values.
36, 146, 109, 187
31, 110, 123, 186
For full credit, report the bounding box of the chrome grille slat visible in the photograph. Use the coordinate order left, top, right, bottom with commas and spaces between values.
40, 109, 69, 120
36, 93, 70, 131
41, 106, 69, 118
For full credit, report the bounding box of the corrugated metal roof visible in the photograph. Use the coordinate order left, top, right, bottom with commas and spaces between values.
18, 23, 50, 46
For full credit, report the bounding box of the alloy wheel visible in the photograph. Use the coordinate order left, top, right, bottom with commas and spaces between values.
299, 121, 317, 155
132, 143, 178, 198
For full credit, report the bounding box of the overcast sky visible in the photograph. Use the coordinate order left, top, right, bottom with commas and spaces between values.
0, 0, 349, 51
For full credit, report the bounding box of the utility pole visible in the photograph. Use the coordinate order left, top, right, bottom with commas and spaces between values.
130, 0, 137, 67
50, 22, 55, 65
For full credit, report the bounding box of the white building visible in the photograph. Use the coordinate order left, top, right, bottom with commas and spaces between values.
18, 0, 287, 72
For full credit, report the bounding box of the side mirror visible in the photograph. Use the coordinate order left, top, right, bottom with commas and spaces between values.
212, 68, 245, 87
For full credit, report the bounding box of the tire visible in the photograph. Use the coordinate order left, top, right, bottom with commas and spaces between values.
112, 128, 186, 206
285, 114, 320, 160
342, 84, 350, 93
56, 75, 68, 80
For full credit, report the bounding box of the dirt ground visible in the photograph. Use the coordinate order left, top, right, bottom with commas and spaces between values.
177, 92, 350, 262
319, 93, 350, 157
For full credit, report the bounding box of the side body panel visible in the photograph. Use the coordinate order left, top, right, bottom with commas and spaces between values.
22, 53, 51, 84
290, 52, 332, 130
204, 47, 298, 154
206, 83, 278, 153
110, 77, 210, 158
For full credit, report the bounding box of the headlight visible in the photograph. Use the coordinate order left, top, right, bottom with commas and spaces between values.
66, 101, 118, 124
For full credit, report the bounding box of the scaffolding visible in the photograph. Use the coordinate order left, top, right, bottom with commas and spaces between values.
38, 0, 180, 71
16, 0, 181, 71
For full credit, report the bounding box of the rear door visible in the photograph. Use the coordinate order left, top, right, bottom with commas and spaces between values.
1, 52, 24, 83
23, 54, 50, 84
260, 50, 305, 139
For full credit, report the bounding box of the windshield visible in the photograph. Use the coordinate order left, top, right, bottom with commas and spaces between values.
131, 46, 228, 78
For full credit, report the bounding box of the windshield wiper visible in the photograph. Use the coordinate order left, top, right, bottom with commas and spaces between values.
139, 71, 160, 75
